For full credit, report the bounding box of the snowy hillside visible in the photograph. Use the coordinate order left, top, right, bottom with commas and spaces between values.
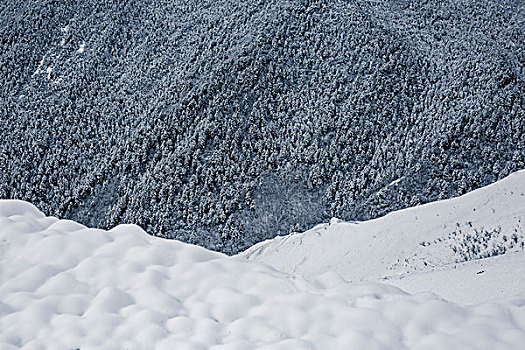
2, 200, 525, 349
2, 0, 524, 254
240, 170, 525, 304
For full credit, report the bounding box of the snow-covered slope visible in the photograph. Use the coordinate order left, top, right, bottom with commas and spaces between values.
239, 170, 525, 304
2, 200, 525, 349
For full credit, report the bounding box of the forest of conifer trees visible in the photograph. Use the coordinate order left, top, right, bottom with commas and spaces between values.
1, 0, 523, 253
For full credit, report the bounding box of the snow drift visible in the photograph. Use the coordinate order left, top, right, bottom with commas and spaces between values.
1, 199, 525, 349
240, 170, 525, 304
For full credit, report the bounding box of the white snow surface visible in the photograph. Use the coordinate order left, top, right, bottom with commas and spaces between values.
1, 170, 525, 349
240, 170, 525, 305
77, 42, 86, 54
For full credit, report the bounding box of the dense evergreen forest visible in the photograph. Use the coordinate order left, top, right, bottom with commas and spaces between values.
1, 0, 524, 253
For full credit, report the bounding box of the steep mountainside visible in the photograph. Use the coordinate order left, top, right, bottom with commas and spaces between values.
1, 0, 524, 253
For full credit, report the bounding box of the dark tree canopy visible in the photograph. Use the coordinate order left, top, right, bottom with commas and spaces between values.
1, 0, 524, 254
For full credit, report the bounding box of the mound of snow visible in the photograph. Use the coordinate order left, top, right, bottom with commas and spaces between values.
1, 200, 525, 349
239, 170, 525, 304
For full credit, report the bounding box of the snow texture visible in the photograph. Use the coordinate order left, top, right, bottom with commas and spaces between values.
1, 199, 525, 349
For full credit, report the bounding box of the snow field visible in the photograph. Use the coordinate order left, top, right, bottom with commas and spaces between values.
240, 170, 525, 304
1, 200, 525, 349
